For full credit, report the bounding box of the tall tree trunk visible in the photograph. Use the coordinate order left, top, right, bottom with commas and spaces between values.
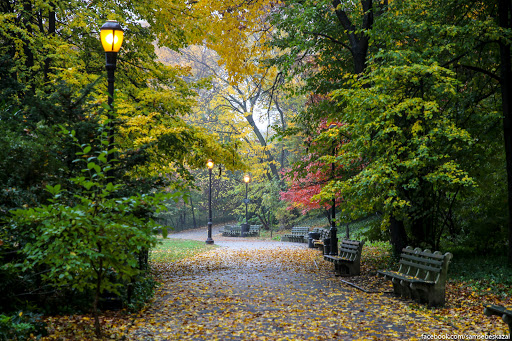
498, 0, 512, 264
389, 215, 408, 257
183, 207, 187, 228
43, 3, 55, 82
93, 255, 103, 338
245, 113, 280, 181
256, 212, 269, 230
331, 0, 383, 74
22, 1, 34, 90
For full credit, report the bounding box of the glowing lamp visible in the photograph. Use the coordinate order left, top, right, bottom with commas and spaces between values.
100, 20, 124, 53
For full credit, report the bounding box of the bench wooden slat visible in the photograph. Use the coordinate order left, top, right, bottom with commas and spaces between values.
324, 255, 355, 263
401, 248, 445, 260
399, 259, 442, 273
340, 243, 358, 249
339, 247, 358, 254
222, 225, 243, 237
377, 270, 436, 285
343, 239, 361, 244
401, 253, 444, 266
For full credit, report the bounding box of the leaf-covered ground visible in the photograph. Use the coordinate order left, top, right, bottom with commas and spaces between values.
41, 242, 510, 340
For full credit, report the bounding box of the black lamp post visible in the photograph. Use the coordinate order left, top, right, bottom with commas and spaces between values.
240, 174, 251, 237
243, 174, 251, 225
328, 124, 338, 255
205, 160, 214, 244
100, 20, 124, 178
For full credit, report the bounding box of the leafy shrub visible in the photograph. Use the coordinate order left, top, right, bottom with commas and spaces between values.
349, 215, 385, 242
6, 127, 179, 337
0, 312, 47, 341
124, 274, 159, 312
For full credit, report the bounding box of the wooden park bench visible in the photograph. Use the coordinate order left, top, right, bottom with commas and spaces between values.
221, 225, 241, 237
484, 304, 512, 334
221, 225, 260, 237
324, 240, 365, 276
281, 226, 309, 243
313, 228, 330, 250
249, 225, 261, 237
220, 225, 229, 236
376, 246, 453, 306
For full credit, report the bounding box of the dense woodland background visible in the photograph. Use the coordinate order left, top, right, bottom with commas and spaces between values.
157, 0, 512, 261
0, 0, 511, 336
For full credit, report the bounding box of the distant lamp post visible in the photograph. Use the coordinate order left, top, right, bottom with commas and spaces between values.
328, 124, 338, 255
240, 174, 251, 237
243, 174, 251, 224
100, 20, 124, 177
205, 160, 214, 244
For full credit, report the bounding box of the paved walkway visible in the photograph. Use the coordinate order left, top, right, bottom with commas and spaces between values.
168, 225, 305, 250
124, 227, 453, 340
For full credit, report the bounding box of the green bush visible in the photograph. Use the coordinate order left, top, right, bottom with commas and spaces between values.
6, 127, 179, 337
124, 274, 159, 312
0, 312, 47, 341
348, 215, 385, 242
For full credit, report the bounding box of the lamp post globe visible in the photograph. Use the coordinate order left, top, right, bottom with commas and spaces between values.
206, 160, 214, 244
243, 174, 251, 184
99, 20, 124, 178
100, 20, 124, 53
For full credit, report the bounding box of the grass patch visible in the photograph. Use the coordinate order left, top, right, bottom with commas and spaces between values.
296, 215, 330, 228
259, 229, 288, 241
150, 239, 218, 263
449, 254, 512, 298
360, 240, 394, 271
348, 215, 384, 241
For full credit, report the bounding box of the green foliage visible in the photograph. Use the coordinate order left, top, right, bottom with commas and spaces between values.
123, 275, 159, 312
10, 137, 164, 293
0, 0, 243, 191
325, 57, 477, 249
449, 254, 512, 298
268, 0, 355, 93
358, 0, 506, 250
6, 127, 178, 336
348, 215, 386, 242
0, 311, 47, 341
277, 0, 506, 252
265, 0, 510, 254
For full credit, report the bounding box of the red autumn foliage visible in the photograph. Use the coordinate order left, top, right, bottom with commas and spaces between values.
280, 121, 347, 214
280, 160, 331, 214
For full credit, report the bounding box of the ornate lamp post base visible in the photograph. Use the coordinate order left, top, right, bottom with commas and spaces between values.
206, 222, 214, 244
